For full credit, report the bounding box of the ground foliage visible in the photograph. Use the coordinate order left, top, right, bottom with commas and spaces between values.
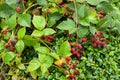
0, 0, 120, 80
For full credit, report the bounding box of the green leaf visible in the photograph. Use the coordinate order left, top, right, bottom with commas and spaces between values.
0, 3, 15, 18
36, 47, 50, 54
23, 35, 39, 46
0, 41, 5, 51
31, 30, 44, 37
77, 26, 88, 38
50, 53, 60, 60
86, 0, 108, 5
41, 55, 53, 74
31, 70, 38, 79
27, 58, 41, 72
78, 5, 88, 18
32, 15, 46, 30
15, 40, 24, 53
89, 26, 97, 35
43, 28, 56, 36
6, 0, 18, 5
18, 64, 25, 70
37, 0, 48, 6
96, 1, 113, 13
57, 19, 76, 34
17, 27, 26, 39
8, 14, 16, 29
18, 14, 31, 27
58, 41, 71, 57
80, 19, 90, 26
3, 52, 15, 64
38, 53, 47, 63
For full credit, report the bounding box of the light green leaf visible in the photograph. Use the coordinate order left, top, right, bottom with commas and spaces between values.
37, 0, 48, 6
57, 19, 76, 34
0, 41, 5, 51
80, 19, 90, 26
31, 70, 38, 79
58, 41, 71, 57
32, 15, 46, 30
3, 52, 15, 64
17, 27, 26, 39
23, 35, 39, 46
38, 53, 47, 63
27, 58, 41, 72
31, 30, 44, 37
18, 14, 31, 27
89, 26, 97, 35
77, 26, 88, 38
43, 28, 56, 36
8, 14, 16, 29
15, 40, 24, 53
36, 47, 50, 54
78, 5, 88, 18
6, 0, 18, 5
18, 64, 25, 70
50, 53, 60, 60
86, 0, 108, 5
41, 56, 53, 74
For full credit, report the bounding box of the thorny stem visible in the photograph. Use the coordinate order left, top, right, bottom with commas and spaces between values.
73, 0, 79, 42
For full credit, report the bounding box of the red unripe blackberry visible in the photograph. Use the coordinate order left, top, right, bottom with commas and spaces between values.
76, 53, 81, 58
9, 46, 14, 51
9, 40, 15, 44
95, 40, 100, 44
4, 43, 9, 48
73, 70, 80, 75
101, 38, 106, 41
72, 63, 77, 67
78, 45, 83, 49
41, 36, 46, 40
16, 7, 21, 12
71, 48, 75, 53
81, 38, 87, 42
48, 35, 54, 39
94, 43, 98, 48
96, 32, 101, 37
72, 50, 78, 55
69, 75, 75, 80
99, 10, 104, 15
69, 63, 76, 69
65, 57, 71, 61
15, 36, 18, 40
100, 41, 106, 46
99, 14, 104, 19
3, 29, 8, 34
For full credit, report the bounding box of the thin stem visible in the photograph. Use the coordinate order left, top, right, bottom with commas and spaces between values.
73, 0, 79, 42
23, 4, 38, 14
39, 39, 54, 52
